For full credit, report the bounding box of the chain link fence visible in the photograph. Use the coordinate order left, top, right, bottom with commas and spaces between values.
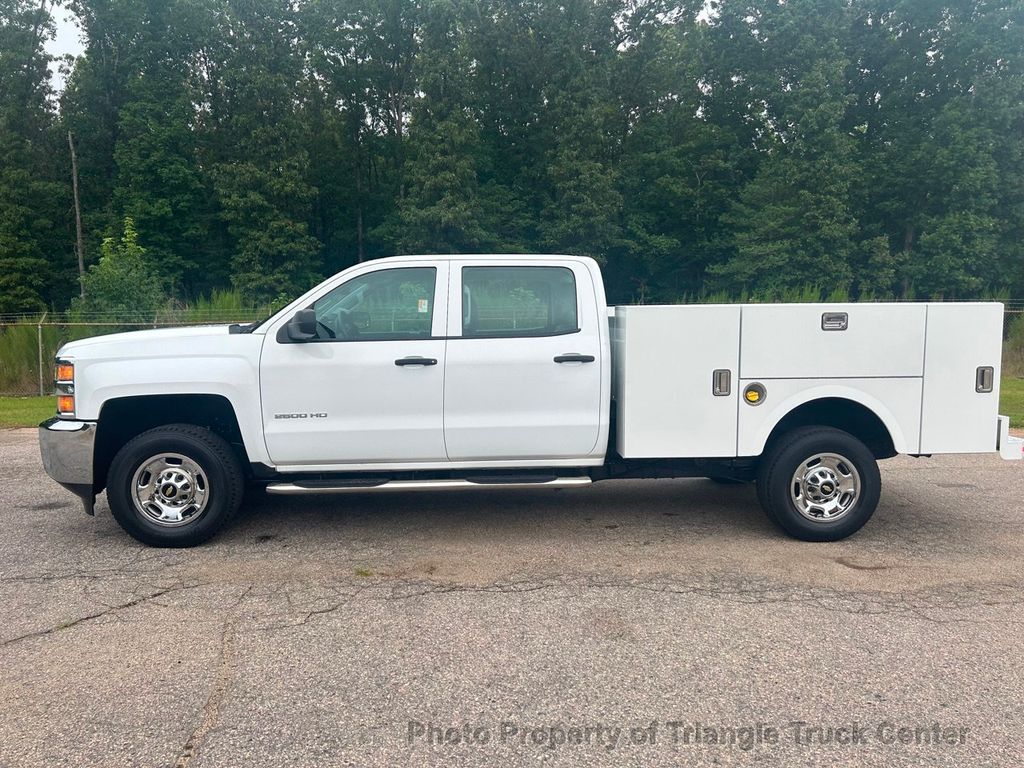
0, 311, 262, 397
2, 304, 1023, 397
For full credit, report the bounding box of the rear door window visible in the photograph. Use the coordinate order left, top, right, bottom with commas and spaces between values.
461, 266, 578, 338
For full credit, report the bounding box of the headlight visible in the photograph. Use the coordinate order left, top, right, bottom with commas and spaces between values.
55, 362, 74, 383
54, 360, 75, 417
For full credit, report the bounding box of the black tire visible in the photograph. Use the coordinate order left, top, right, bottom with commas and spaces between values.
107, 424, 244, 547
756, 426, 880, 542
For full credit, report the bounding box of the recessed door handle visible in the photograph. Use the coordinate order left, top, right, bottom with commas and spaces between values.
976, 366, 994, 393
554, 354, 595, 364
395, 356, 437, 366
713, 369, 731, 396
822, 312, 849, 331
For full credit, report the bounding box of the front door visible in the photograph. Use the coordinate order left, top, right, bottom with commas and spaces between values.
442, 260, 603, 461
260, 263, 448, 466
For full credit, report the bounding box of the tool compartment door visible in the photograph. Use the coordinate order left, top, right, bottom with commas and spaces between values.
740, 304, 927, 379
612, 305, 741, 458
920, 303, 1003, 454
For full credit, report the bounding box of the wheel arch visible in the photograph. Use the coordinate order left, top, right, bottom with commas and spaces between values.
94, 394, 249, 492
757, 394, 903, 460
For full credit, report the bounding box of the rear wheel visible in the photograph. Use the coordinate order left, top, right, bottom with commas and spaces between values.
107, 424, 244, 547
756, 426, 880, 541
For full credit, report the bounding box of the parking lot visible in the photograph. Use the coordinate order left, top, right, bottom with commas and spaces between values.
1, 427, 1022, 767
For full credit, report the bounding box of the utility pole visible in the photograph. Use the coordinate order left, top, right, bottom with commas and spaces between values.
68, 131, 85, 298
37, 312, 47, 397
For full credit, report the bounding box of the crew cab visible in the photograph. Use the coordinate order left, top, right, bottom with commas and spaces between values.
39, 255, 1023, 546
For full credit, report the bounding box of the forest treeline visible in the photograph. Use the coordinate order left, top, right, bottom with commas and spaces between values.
1, 0, 1022, 314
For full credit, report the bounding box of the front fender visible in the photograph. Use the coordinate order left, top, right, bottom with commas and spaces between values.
72, 345, 269, 466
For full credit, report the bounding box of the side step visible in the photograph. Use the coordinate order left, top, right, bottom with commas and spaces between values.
265, 476, 592, 495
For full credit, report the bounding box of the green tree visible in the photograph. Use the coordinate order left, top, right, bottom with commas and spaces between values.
538, 138, 624, 264
73, 217, 165, 317
301, 0, 421, 267
532, 1, 626, 264
202, 0, 322, 301
3, 0, 1023, 314
110, 0, 213, 295
0, 0, 67, 313
610, 6, 747, 301
388, 0, 489, 254
62, 0, 149, 268
0, 130, 59, 313
708, 0, 859, 295
848, 0, 1024, 298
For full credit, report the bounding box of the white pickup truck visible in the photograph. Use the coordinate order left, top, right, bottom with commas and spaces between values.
39, 255, 1023, 547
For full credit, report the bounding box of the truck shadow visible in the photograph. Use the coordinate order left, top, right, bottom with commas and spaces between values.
62, 469, 1016, 590
214, 475, 1020, 593
238, 478, 771, 541
230, 471, 994, 559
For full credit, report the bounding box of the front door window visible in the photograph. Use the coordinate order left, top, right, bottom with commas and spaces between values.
313, 267, 437, 341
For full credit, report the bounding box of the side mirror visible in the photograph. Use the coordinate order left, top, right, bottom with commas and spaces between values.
285, 309, 317, 341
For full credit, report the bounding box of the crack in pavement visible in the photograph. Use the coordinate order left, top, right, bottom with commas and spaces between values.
172, 585, 252, 768
246, 573, 1024, 630
0, 550, 183, 586
269, 591, 365, 629
0, 581, 202, 649
4, 571, 1022, 649
624, 577, 1024, 625
172, 619, 239, 768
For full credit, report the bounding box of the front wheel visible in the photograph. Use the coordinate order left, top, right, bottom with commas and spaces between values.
756, 426, 880, 542
107, 424, 244, 547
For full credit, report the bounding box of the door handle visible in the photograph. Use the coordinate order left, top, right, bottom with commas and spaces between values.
976, 366, 994, 393
395, 356, 438, 366
712, 369, 731, 396
553, 354, 595, 364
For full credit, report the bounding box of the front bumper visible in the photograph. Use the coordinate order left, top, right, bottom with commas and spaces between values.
39, 417, 98, 515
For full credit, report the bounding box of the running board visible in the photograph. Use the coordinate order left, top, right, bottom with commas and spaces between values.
265, 476, 592, 495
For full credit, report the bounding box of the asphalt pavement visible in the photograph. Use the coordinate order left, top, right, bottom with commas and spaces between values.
1, 427, 1022, 767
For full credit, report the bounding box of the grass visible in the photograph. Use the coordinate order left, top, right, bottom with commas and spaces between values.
0, 396, 55, 428
1001, 377, 1024, 429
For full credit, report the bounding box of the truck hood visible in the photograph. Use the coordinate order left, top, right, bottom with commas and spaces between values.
58, 325, 235, 358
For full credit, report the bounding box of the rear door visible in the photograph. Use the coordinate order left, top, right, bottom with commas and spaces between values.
443, 260, 603, 461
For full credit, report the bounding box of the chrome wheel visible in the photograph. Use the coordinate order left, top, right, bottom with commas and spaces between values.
790, 452, 860, 523
131, 453, 210, 527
